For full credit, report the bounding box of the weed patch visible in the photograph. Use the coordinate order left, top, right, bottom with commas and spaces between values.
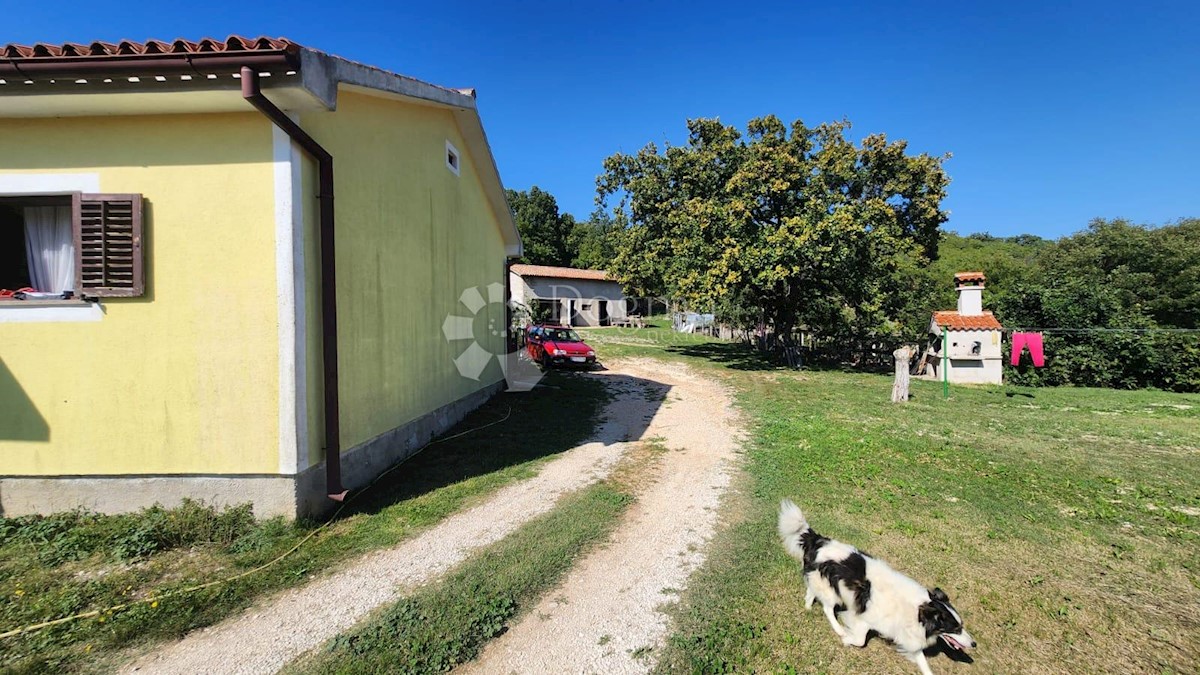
0, 500, 255, 566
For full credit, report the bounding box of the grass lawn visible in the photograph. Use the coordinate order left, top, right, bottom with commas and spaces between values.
582, 325, 1200, 674
0, 371, 608, 674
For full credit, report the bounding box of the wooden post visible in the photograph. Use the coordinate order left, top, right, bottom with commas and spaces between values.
892, 346, 911, 403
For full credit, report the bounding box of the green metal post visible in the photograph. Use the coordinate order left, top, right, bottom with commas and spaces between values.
942, 326, 949, 399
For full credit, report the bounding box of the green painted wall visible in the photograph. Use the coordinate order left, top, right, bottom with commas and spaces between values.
301, 90, 507, 463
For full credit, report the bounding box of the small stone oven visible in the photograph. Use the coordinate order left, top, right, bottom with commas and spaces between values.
923, 271, 1004, 385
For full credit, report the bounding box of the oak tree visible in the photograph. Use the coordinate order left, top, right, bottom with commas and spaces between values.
598, 116, 950, 364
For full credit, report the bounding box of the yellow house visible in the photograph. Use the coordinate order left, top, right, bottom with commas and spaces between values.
0, 36, 522, 517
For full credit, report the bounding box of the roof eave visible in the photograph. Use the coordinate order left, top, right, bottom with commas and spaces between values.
510, 266, 611, 282
0, 49, 299, 79
0, 42, 524, 256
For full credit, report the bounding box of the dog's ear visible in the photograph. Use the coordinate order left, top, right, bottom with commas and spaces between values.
931, 587, 949, 602
918, 601, 941, 633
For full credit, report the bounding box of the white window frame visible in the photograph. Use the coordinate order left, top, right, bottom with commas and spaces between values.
0, 173, 103, 322
445, 140, 461, 177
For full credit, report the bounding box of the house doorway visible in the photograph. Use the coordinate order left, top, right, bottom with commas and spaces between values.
530, 299, 557, 324
599, 300, 609, 326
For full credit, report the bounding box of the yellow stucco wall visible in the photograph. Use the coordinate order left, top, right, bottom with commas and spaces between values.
0, 113, 281, 475
301, 90, 507, 464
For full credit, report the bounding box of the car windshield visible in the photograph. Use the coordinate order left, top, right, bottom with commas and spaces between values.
543, 328, 582, 343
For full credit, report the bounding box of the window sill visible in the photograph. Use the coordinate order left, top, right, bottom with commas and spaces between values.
0, 299, 89, 307
0, 300, 102, 323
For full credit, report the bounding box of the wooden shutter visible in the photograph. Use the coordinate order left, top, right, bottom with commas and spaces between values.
74, 193, 144, 297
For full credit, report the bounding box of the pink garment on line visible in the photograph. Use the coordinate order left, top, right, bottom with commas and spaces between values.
1011, 332, 1045, 367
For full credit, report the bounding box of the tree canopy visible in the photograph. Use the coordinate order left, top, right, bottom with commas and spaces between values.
505, 188, 619, 270
568, 208, 623, 271
980, 219, 1200, 391
506, 186, 576, 267
597, 116, 951, 362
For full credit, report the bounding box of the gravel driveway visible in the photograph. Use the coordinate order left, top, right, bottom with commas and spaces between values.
122, 358, 741, 675
458, 358, 742, 674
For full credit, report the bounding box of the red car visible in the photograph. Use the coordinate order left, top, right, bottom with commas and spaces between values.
525, 324, 597, 368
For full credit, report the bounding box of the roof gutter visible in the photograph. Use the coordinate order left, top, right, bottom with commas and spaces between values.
0, 51, 297, 79
241, 66, 346, 503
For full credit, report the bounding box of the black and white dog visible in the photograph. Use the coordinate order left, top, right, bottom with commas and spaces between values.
778, 499, 975, 675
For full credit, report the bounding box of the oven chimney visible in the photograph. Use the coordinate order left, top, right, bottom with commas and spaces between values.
955, 272, 985, 316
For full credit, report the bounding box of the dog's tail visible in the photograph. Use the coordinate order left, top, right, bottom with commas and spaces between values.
777, 498, 810, 562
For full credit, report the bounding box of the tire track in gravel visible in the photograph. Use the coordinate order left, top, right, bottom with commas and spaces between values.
458, 358, 743, 675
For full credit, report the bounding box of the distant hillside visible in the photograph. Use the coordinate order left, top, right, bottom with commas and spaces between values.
926, 231, 1050, 312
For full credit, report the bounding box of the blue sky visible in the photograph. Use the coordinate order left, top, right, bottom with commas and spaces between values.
10, 1, 1198, 238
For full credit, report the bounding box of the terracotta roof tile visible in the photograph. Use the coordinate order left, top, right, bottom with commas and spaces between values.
932, 311, 1002, 330
954, 271, 986, 282
1, 35, 297, 59
510, 264, 610, 281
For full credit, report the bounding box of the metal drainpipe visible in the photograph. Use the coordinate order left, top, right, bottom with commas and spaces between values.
241, 66, 346, 502
503, 257, 515, 352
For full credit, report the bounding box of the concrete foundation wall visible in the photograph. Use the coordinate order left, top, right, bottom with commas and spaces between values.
0, 380, 504, 519
0, 475, 298, 519
294, 378, 504, 519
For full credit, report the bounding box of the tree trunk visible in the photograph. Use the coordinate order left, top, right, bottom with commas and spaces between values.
780, 323, 800, 368
892, 346, 911, 403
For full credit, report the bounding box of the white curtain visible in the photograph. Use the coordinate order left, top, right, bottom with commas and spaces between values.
23, 206, 74, 293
